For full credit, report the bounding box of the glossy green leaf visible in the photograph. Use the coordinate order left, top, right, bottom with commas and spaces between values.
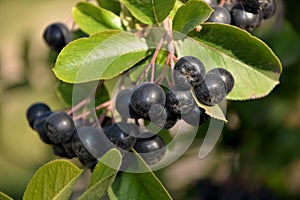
111, 152, 172, 200
176, 23, 282, 100
78, 149, 122, 200
120, 0, 175, 24
0, 192, 13, 200
173, 0, 212, 34
23, 160, 83, 200
97, 0, 121, 15
72, 2, 123, 35
53, 30, 155, 83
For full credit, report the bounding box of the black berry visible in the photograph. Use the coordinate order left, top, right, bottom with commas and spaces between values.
148, 104, 179, 129
174, 56, 206, 89
206, 6, 231, 24
44, 111, 75, 144
133, 132, 166, 165
129, 83, 166, 118
43, 22, 72, 52
52, 144, 74, 159
166, 86, 195, 115
105, 122, 139, 151
208, 68, 234, 94
32, 111, 53, 144
182, 104, 210, 126
231, 3, 262, 31
194, 73, 226, 106
26, 102, 51, 129
72, 126, 108, 162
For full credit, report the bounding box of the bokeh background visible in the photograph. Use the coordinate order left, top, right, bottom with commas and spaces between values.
0, 0, 299, 199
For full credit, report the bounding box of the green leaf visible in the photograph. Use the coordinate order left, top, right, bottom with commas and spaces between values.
120, 0, 176, 24
78, 149, 122, 200
173, 0, 212, 34
111, 152, 172, 200
176, 23, 282, 100
53, 30, 155, 83
0, 192, 13, 200
23, 160, 83, 200
97, 0, 121, 15
72, 2, 123, 35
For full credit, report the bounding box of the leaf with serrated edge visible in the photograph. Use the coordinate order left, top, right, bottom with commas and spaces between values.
111, 151, 173, 200
72, 2, 123, 35
78, 149, 122, 200
176, 23, 282, 101
53, 30, 155, 83
23, 160, 83, 200
173, 0, 212, 34
120, 0, 175, 24
0, 192, 13, 200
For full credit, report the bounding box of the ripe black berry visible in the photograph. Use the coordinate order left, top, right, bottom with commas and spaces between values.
32, 111, 53, 144
44, 111, 75, 144
174, 56, 206, 89
182, 104, 210, 126
105, 122, 139, 151
148, 104, 179, 129
133, 132, 166, 165
166, 86, 195, 115
129, 83, 166, 118
72, 126, 108, 162
194, 73, 226, 106
43, 23, 72, 52
231, 3, 262, 31
26, 102, 51, 129
206, 6, 231, 24
243, 0, 270, 9
208, 68, 234, 94
261, 0, 276, 19
52, 144, 74, 159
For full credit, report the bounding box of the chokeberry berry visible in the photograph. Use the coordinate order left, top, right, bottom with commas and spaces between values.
231, 3, 262, 31
166, 86, 195, 115
44, 111, 75, 144
206, 6, 231, 24
243, 0, 271, 10
129, 83, 166, 119
133, 132, 166, 165
208, 68, 234, 94
148, 104, 179, 129
26, 102, 51, 129
182, 104, 210, 126
52, 144, 74, 159
62, 137, 77, 158
33, 111, 53, 144
43, 22, 72, 52
261, 0, 276, 19
194, 73, 226, 106
174, 56, 206, 89
72, 126, 108, 162
105, 122, 139, 151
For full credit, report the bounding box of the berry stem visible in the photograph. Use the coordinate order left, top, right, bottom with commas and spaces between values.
73, 100, 111, 121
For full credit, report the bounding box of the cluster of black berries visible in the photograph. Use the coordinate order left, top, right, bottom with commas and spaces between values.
205, 0, 276, 31
26, 103, 166, 170
115, 56, 234, 129
43, 22, 72, 52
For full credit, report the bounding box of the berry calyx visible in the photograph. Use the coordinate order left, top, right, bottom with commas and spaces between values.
166, 86, 195, 116
194, 73, 226, 106
129, 82, 166, 118
208, 68, 235, 94
26, 102, 51, 129
174, 56, 206, 89
43, 22, 72, 52
44, 111, 75, 144
105, 122, 139, 151
133, 132, 166, 165
206, 6, 231, 24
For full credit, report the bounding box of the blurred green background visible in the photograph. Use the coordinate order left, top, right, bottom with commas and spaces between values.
0, 0, 300, 199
